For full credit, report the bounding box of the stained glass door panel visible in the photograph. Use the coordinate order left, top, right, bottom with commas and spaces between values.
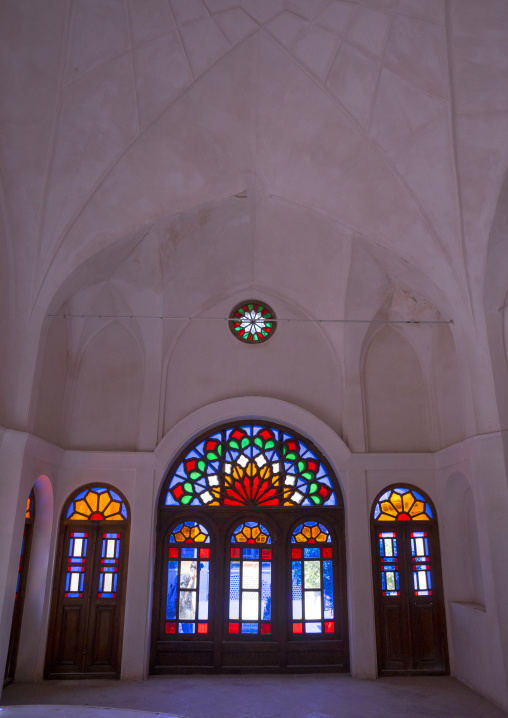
46, 523, 128, 678
372, 489, 448, 676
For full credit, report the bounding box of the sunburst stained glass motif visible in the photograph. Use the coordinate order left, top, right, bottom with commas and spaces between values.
165, 424, 337, 507
66, 487, 128, 521
292, 521, 331, 544
229, 301, 276, 343
170, 522, 210, 544
373, 487, 433, 522
232, 522, 271, 544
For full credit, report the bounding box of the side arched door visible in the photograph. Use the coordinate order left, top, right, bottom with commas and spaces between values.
45, 485, 129, 678
371, 486, 448, 675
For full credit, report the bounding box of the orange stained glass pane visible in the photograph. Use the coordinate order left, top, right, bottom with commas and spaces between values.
236, 533, 247, 543
98, 491, 110, 513
316, 532, 327, 542
252, 526, 260, 539
104, 500, 121, 517
232, 466, 243, 480
68, 512, 82, 520
295, 533, 306, 542
86, 490, 99, 512
380, 501, 398, 517
105, 514, 121, 520
75, 499, 90, 516
390, 492, 402, 512
402, 492, 414, 513
377, 514, 394, 521
302, 525, 311, 539
409, 500, 425, 517
246, 462, 256, 477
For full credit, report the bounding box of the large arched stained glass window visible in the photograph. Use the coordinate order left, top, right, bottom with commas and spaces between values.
166, 424, 337, 507
166, 522, 210, 636
228, 522, 272, 636
291, 521, 335, 635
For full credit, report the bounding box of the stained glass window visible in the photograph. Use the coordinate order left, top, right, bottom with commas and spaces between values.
65, 532, 88, 597
229, 301, 276, 343
166, 522, 210, 635
26, 489, 35, 520
98, 533, 121, 598
291, 522, 334, 635
373, 487, 433, 522
229, 522, 271, 635
165, 424, 337, 508
411, 531, 432, 596
378, 532, 400, 596
66, 486, 128, 521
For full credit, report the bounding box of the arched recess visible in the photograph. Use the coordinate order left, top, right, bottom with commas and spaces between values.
371, 485, 448, 676
444, 472, 484, 606
151, 421, 348, 674
67, 321, 143, 450
4, 489, 35, 686
432, 324, 465, 448
363, 327, 432, 452
45, 484, 130, 679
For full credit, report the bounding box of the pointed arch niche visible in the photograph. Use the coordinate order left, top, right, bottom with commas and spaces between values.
152, 420, 348, 674
363, 327, 432, 452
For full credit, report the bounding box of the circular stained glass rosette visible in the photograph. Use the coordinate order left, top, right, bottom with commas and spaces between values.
229, 301, 276, 343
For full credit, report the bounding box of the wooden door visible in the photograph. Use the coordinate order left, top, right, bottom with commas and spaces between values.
373, 522, 448, 676
45, 524, 127, 678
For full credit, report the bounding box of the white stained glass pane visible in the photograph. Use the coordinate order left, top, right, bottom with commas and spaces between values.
103, 573, 113, 593
242, 591, 259, 620
242, 561, 259, 589
418, 571, 428, 590
69, 572, 80, 593
384, 539, 393, 557
73, 538, 83, 557
386, 572, 395, 591
179, 589, 196, 620
106, 539, 116, 558
304, 590, 322, 620
415, 538, 425, 556
304, 561, 321, 589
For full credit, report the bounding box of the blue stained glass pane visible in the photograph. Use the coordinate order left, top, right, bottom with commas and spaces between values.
428, 572, 432, 590
198, 561, 209, 620
261, 562, 271, 621
229, 560, 240, 620
381, 573, 386, 591
166, 561, 178, 620
323, 560, 334, 619
242, 623, 258, 634
304, 548, 320, 559
379, 538, 384, 557
396, 572, 400, 591
305, 622, 322, 633
181, 548, 197, 559
178, 623, 195, 634
292, 560, 302, 620
243, 548, 259, 559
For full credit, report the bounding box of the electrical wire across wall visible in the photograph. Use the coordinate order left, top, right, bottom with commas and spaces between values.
48, 314, 453, 325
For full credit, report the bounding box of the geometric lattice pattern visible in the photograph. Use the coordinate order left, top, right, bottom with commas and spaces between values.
291, 521, 331, 544
229, 301, 276, 343
373, 487, 433, 522
166, 424, 337, 508
66, 487, 128, 521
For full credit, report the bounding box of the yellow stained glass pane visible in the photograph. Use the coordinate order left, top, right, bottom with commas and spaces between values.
174, 531, 185, 542
246, 462, 256, 477
190, 526, 200, 539
311, 525, 320, 538
104, 500, 121, 517
252, 526, 260, 539
236, 533, 247, 543
75, 499, 91, 517
390, 492, 402, 512
194, 532, 207, 542
409, 500, 425, 516
378, 514, 394, 521
257, 534, 267, 544
316, 532, 327, 542
295, 533, 306, 542
105, 514, 120, 520
86, 490, 99, 512
260, 466, 271, 480
302, 526, 311, 538
232, 466, 243, 480
98, 492, 110, 512
403, 492, 414, 513
26, 497, 31, 519
380, 501, 397, 517
69, 512, 82, 521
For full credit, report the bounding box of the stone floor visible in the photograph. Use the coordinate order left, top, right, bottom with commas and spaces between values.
2, 674, 507, 718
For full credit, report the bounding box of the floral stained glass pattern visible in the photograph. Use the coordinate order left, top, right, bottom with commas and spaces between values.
373, 487, 433, 522
166, 424, 336, 508
229, 301, 276, 343
66, 487, 128, 521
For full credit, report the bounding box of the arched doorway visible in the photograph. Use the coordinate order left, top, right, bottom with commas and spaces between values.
371, 485, 448, 675
4, 489, 35, 686
45, 485, 129, 678
151, 422, 348, 673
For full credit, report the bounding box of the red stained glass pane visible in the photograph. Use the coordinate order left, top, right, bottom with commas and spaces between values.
261, 549, 271, 559
229, 622, 240, 633
168, 548, 178, 558
197, 623, 208, 634
165, 622, 176, 634
90, 512, 103, 521
200, 548, 210, 558
323, 548, 332, 559
293, 622, 303, 634
324, 622, 334, 633
260, 623, 271, 635
292, 548, 302, 559
231, 548, 240, 558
